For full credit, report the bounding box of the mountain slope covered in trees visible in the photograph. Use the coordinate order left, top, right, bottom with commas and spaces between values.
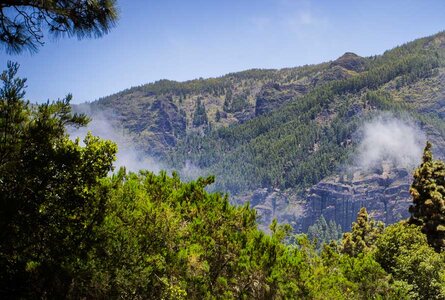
3, 40, 445, 299
80, 31, 445, 231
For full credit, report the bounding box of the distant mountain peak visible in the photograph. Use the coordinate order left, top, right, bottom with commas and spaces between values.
338, 52, 361, 59
331, 52, 366, 72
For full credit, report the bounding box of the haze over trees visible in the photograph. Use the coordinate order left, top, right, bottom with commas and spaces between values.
87, 32, 445, 205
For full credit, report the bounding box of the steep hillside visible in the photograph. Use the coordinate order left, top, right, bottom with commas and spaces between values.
77, 31, 445, 232
85, 62, 337, 155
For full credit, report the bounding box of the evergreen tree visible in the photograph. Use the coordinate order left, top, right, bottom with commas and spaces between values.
375, 222, 445, 299
341, 207, 384, 256
409, 141, 445, 252
307, 215, 342, 248
0, 0, 118, 54
192, 98, 208, 127
223, 89, 232, 112
0, 62, 117, 298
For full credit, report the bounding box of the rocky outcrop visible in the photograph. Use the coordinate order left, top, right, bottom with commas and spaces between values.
234, 188, 307, 232
233, 120, 445, 234
312, 65, 355, 87
308, 52, 367, 88
147, 98, 186, 148
93, 94, 187, 157
255, 83, 307, 116
233, 106, 256, 123
304, 163, 411, 232
234, 162, 415, 233
330, 52, 367, 72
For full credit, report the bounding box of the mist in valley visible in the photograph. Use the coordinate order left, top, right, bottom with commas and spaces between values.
69, 106, 205, 181
353, 114, 427, 173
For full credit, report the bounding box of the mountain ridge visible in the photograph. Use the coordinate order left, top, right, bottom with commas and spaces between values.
76, 31, 445, 232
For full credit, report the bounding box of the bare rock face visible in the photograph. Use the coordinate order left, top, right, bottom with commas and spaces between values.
232, 121, 445, 234
234, 188, 307, 232
148, 98, 186, 147
303, 162, 412, 232
234, 161, 414, 233
123, 96, 186, 156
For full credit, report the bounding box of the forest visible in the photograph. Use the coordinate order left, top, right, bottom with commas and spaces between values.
1, 61, 445, 299
2, 1, 445, 299
167, 35, 445, 194
90, 31, 445, 200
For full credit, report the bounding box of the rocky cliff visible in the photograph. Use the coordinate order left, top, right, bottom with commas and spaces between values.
235, 162, 413, 233
305, 163, 411, 231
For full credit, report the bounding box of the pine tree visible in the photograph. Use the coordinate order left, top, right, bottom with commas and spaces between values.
0, 0, 118, 54
192, 98, 208, 127
409, 141, 445, 252
308, 215, 342, 249
341, 207, 384, 256
223, 89, 232, 112
0, 62, 117, 298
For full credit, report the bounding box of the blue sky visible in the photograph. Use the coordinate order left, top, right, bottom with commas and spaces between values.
1, 0, 445, 104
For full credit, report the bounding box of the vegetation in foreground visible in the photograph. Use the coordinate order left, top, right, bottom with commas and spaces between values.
1, 63, 445, 299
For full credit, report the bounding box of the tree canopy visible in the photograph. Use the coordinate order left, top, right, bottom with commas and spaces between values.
409, 142, 445, 252
0, 61, 117, 297
0, 0, 118, 54
0, 61, 421, 299
341, 207, 384, 257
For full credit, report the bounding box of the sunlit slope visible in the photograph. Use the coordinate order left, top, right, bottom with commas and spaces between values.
82, 32, 445, 196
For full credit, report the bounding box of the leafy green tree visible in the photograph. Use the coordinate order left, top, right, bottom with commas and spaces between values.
341, 207, 384, 257
409, 141, 445, 252
339, 252, 410, 299
375, 222, 445, 300
0, 62, 117, 298
83, 170, 265, 298
0, 0, 118, 53
67, 168, 411, 299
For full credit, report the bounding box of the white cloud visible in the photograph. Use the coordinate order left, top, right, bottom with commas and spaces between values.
68, 106, 206, 181
68, 108, 167, 173
355, 115, 426, 171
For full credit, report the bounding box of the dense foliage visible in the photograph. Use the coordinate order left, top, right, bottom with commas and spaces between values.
162, 32, 445, 195
307, 215, 342, 249
375, 222, 445, 299
0, 0, 118, 54
409, 142, 445, 251
2, 62, 445, 299
341, 207, 384, 257
0, 62, 117, 297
